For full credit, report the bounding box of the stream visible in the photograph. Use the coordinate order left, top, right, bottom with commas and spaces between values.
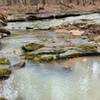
0, 13, 100, 100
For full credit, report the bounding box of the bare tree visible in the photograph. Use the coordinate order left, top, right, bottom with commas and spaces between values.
76, 0, 80, 5
89, 0, 95, 5
69, 0, 73, 3
83, 0, 87, 6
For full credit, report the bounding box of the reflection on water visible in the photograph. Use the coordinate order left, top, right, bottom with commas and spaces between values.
0, 57, 100, 100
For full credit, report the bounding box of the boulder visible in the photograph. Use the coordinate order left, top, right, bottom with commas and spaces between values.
22, 42, 99, 62
22, 43, 44, 52
0, 28, 11, 36
0, 67, 11, 80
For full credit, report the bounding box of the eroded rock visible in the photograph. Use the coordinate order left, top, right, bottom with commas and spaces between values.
77, 44, 97, 52
22, 43, 44, 52
12, 61, 26, 69
0, 57, 11, 80
0, 67, 11, 80
0, 28, 11, 39
0, 57, 10, 65
0, 97, 7, 100
22, 41, 99, 62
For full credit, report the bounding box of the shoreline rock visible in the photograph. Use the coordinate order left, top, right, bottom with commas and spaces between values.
0, 97, 7, 100
7, 11, 98, 22
22, 43, 44, 52
0, 67, 11, 80
0, 57, 10, 65
0, 28, 11, 39
22, 42, 99, 62
0, 57, 11, 80
11, 61, 26, 69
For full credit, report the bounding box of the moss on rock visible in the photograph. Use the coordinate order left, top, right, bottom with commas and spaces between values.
0, 57, 10, 65
0, 67, 11, 79
0, 97, 7, 100
24, 52, 56, 62
24, 52, 34, 60
77, 44, 97, 52
33, 54, 55, 62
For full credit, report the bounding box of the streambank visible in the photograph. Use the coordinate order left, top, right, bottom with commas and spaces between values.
7, 11, 99, 22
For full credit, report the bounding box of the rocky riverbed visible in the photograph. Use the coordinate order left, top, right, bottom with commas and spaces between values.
0, 12, 100, 100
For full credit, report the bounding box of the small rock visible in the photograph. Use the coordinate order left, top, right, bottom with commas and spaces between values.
0, 97, 7, 100
12, 61, 26, 69
63, 66, 72, 71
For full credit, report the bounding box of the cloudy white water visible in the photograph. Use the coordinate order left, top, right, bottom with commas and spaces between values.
1, 56, 100, 100
13, 58, 100, 100
1, 13, 100, 100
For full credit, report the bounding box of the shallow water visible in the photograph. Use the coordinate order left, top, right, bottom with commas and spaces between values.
1, 13, 100, 100
0, 33, 100, 100
1, 56, 100, 100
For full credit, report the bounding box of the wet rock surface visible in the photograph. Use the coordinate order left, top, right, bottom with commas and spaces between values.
0, 97, 7, 100
2, 15, 100, 63
0, 67, 11, 80
0, 56, 25, 80
0, 57, 11, 80
0, 57, 10, 65
12, 61, 26, 69
7, 11, 94, 22
22, 26, 100, 62
22, 43, 44, 52
22, 43, 99, 62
